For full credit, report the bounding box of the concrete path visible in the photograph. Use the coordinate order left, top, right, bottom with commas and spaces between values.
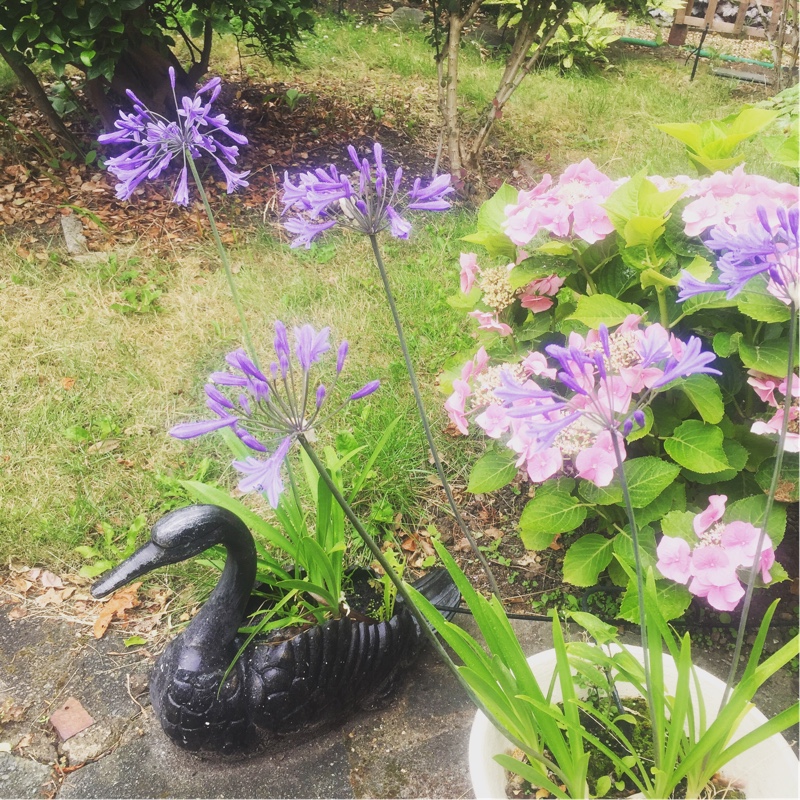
0, 594, 796, 798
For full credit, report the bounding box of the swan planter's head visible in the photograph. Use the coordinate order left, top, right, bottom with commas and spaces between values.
92, 504, 457, 752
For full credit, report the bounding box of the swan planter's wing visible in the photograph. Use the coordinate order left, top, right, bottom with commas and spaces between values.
91, 505, 459, 752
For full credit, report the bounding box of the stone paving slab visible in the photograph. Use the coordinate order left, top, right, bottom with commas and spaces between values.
0, 590, 796, 799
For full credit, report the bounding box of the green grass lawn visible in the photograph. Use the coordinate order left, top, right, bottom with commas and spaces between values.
0, 12, 792, 570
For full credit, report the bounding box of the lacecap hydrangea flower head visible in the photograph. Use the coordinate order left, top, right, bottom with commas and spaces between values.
656, 495, 775, 612
446, 315, 720, 487
170, 323, 379, 507
98, 67, 249, 205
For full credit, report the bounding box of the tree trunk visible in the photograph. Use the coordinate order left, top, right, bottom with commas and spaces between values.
466, 4, 570, 170
0, 42, 84, 157
444, 15, 464, 177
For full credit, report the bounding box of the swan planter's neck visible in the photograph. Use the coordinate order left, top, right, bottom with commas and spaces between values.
90, 504, 460, 753
92, 505, 256, 653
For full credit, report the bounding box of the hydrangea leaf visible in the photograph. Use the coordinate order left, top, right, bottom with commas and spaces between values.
621, 457, 681, 508
467, 449, 518, 494
678, 373, 725, 424
659, 510, 696, 544
635, 482, 686, 528
461, 182, 518, 258
736, 276, 792, 323
578, 479, 623, 505
755, 457, 799, 503
681, 439, 749, 484
562, 534, 615, 587
567, 294, 643, 328
713, 331, 743, 358
618, 577, 691, 623
739, 339, 799, 375
664, 420, 731, 473
519, 490, 586, 547
613, 526, 657, 572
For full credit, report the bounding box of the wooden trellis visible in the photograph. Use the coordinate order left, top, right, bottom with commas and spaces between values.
668, 0, 784, 45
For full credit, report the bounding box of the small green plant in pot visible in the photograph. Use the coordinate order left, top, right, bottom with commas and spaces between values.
410, 280, 799, 797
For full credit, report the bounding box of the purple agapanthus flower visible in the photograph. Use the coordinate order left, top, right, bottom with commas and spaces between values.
98, 67, 250, 206
280, 143, 454, 247
678, 205, 799, 307
170, 323, 379, 506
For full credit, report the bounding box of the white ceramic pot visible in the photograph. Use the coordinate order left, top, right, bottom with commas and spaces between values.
469, 645, 799, 800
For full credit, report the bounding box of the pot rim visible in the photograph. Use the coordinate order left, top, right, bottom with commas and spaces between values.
469, 645, 799, 800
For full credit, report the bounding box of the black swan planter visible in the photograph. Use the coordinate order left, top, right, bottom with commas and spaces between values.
91, 504, 460, 753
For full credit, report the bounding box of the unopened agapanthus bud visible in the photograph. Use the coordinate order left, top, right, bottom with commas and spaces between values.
337, 341, 349, 373
350, 380, 380, 400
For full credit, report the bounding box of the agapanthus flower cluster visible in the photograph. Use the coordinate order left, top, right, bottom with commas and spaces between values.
98, 68, 249, 205
678, 205, 799, 307
656, 495, 775, 611
281, 143, 453, 247
747, 369, 800, 452
169, 323, 379, 506
502, 159, 619, 246
459, 252, 566, 337
446, 315, 720, 487
680, 166, 799, 238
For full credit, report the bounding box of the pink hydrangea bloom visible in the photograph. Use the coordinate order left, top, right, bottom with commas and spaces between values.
460, 252, 479, 294
656, 536, 692, 583
503, 159, 617, 246
656, 495, 776, 611
682, 167, 799, 237
445, 379, 471, 435
519, 274, 566, 313
475, 404, 511, 439
468, 310, 513, 336
574, 430, 621, 487
747, 370, 800, 452
693, 493, 727, 535
521, 351, 557, 380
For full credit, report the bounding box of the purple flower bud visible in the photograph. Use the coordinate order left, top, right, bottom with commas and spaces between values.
274, 321, 290, 363
350, 380, 380, 400
634, 409, 646, 427
337, 341, 349, 373
316, 384, 326, 408
170, 416, 236, 439
237, 430, 267, 451
205, 384, 234, 409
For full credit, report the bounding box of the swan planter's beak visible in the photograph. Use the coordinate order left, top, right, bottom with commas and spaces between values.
91, 541, 183, 599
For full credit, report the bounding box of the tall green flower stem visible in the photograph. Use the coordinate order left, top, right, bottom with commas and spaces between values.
721, 303, 798, 707
296, 434, 559, 773
610, 432, 662, 770
187, 156, 259, 365
367, 233, 500, 597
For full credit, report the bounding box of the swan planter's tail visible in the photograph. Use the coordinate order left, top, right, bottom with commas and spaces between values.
91, 504, 459, 752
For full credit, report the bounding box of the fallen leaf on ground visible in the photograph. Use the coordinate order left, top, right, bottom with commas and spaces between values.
0, 698, 26, 723
7, 606, 27, 620
39, 570, 64, 589
62, 377, 76, 390
87, 439, 120, 455
93, 582, 142, 639
34, 588, 63, 607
